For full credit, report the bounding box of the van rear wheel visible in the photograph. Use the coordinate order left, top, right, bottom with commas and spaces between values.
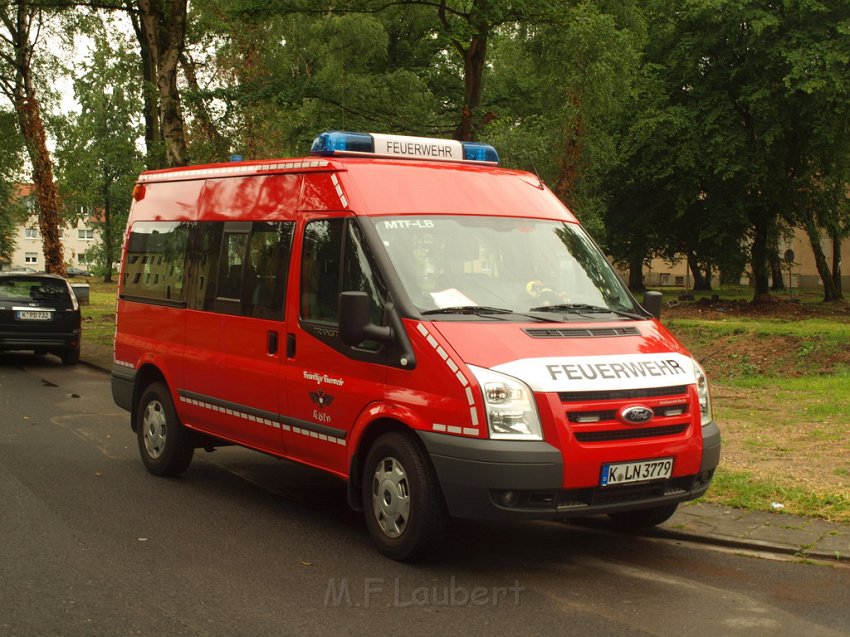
137, 381, 194, 477
362, 432, 447, 561
608, 503, 679, 532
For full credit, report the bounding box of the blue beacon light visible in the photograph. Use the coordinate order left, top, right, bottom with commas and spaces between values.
310, 131, 499, 164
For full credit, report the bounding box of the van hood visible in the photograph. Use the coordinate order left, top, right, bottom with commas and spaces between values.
429, 320, 697, 392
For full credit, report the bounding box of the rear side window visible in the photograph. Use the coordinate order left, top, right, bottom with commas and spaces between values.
124, 220, 294, 319
124, 222, 189, 303
210, 221, 294, 319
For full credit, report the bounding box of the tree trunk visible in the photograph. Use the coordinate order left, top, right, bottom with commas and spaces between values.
101, 174, 113, 283
766, 228, 784, 290
831, 234, 843, 299
687, 252, 707, 290
439, 0, 488, 142
137, 0, 189, 168
750, 216, 771, 300
801, 216, 842, 301
769, 251, 785, 291
127, 1, 163, 168
3, 4, 64, 275
456, 33, 487, 141
553, 93, 583, 209
179, 51, 228, 162
628, 252, 645, 291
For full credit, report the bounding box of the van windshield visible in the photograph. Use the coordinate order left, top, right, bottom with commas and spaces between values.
371, 216, 639, 317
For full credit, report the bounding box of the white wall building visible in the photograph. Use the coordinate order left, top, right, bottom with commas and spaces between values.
4, 216, 101, 272
1, 184, 102, 272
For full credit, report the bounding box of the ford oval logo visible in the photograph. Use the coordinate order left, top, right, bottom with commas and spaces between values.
620, 405, 654, 424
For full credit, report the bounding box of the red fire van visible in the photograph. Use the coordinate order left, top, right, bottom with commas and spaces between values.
112, 131, 720, 560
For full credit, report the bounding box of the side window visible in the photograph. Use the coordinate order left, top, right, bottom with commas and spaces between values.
186, 222, 223, 311
123, 221, 189, 303
215, 226, 250, 306
300, 219, 345, 322
301, 218, 387, 334
184, 221, 294, 318
343, 222, 387, 326
246, 222, 294, 320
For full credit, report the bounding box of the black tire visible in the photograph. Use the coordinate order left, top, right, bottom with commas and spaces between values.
59, 347, 80, 365
136, 381, 194, 477
608, 503, 679, 532
362, 432, 447, 561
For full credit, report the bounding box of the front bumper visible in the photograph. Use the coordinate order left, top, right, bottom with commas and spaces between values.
418, 421, 721, 521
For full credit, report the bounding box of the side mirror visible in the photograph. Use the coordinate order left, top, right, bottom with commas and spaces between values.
642, 290, 663, 320
338, 291, 394, 347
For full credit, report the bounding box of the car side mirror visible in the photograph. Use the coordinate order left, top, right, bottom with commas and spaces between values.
339, 291, 394, 347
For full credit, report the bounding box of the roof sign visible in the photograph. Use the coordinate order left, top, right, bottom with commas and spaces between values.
310, 131, 499, 165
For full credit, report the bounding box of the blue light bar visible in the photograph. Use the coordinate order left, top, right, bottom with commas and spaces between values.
462, 141, 500, 164
310, 131, 499, 165
311, 131, 374, 155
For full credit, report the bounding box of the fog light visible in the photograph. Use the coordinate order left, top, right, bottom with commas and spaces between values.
499, 490, 519, 507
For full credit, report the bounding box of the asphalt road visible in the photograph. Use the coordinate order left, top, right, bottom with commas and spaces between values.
1, 354, 849, 637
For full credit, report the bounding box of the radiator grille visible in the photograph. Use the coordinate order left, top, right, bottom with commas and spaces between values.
574, 424, 688, 442
560, 385, 688, 403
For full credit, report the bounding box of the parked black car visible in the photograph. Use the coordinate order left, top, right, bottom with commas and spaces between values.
65, 266, 93, 278
0, 273, 81, 364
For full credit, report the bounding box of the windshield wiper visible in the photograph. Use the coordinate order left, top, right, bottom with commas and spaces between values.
421, 305, 564, 323
421, 305, 514, 316
527, 303, 647, 320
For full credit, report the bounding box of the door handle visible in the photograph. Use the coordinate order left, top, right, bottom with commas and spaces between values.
286, 333, 296, 358
267, 331, 279, 355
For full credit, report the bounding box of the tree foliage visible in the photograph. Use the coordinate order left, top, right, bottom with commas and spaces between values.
0, 107, 26, 262
1, 0, 847, 304
53, 16, 144, 282
0, 0, 66, 275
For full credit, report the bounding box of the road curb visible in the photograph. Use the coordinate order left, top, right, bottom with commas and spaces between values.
647, 527, 843, 561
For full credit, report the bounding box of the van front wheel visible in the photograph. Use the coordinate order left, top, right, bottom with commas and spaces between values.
137, 382, 194, 477
362, 432, 446, 561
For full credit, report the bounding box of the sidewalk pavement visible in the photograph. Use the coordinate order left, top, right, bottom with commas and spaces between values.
80, 339, 849, 563
654, 502, 848, 561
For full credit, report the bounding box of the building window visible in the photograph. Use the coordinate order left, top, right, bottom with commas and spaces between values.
78, 252, 88, 264
24, 227, 38, 239
78, 228, 95, 240
25, 253, 37, 264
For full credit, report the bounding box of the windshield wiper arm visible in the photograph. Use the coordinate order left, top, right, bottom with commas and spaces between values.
421, 305, 564, 322
421, 305, 514, 316
527, 303, 647, 320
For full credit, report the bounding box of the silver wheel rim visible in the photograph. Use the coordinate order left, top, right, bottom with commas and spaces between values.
371, 456, 410, 539
142, 399, 167, 459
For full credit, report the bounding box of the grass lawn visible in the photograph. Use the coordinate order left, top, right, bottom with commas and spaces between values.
80, 280, 118, 347
663, 286, 850, 523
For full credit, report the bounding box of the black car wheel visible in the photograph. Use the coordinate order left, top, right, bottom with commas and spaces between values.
136, 381, 194, 477
362, 432, 447, 561
59, 347, 80, 365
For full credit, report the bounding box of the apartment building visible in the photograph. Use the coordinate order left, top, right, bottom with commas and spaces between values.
0, 184, 101, 272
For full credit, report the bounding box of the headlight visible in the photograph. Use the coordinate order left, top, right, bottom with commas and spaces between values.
468, 366, 543, 440
693, 359, 713, 426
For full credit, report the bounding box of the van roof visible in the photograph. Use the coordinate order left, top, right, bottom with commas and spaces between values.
135, 156, 576, 223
